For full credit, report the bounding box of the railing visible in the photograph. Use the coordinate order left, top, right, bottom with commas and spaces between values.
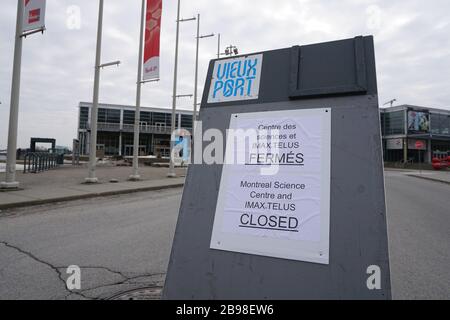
85, 122, 192, 135
122, 124, 174, 135
23, 152, 62, 174
97, 122, 121, 131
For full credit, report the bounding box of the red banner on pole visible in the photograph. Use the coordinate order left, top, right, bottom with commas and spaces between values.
143, 0, 162, 80
22, 0, 46, 33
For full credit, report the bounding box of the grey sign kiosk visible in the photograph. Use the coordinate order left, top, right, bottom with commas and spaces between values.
163, 36, 391, 299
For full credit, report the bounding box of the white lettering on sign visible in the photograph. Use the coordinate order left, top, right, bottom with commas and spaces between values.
207, 54, 263, 103
210, 108, 331, 264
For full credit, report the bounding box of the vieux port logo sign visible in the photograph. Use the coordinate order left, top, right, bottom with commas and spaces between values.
208, 54, 263, 103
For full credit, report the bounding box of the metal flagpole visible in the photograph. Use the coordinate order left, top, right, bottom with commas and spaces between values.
130, 0, 146, 181
1, 0, 25, 190
85, 0, 104, 184
168, 0, 182, 178
192, 13, 200, 157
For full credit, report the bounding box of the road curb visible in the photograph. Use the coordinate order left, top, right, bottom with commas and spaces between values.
0, 182, 184, 211
407, 174, 450, 186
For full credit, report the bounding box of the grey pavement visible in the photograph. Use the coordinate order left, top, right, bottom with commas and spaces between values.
384, 167, 450, 184
0, 165, 186, 209
0, 188, 182, 300
0, 171, 448, 299
407, 170, 450, 184
385, 170, 450, 300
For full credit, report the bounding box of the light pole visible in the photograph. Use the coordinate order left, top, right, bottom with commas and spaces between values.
193, 14, 214, 145
383, 99, 397, 108
217, 33, 221, 59
85, 0, 120, 184
175, 93, 194, 125
217, 40, 239, 58
1, 0, 24, 190
223, 45, 239, 56
129, 0, 146, 181
168, 0, 195, 178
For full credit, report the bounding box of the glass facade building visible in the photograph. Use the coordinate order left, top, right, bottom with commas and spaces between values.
380, 105, 450, 164
78, 102, 450, 164
77, 102, 194, 158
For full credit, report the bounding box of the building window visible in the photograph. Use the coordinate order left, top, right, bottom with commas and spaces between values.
140, 111, 151, 124
431, 113, 450, 135
97, 108, 120, 124
152, 112, 166, 125
97, 132, 119, 156
123, 110, 135, 125
79, 107, 89, 129
151, 112, 178, 127
98, 108, 107, 123
384, 111, 405, 135
181, 114, 193, 129
107, 109, 120, 124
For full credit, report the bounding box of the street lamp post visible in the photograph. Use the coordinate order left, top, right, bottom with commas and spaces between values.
383, 99, 397, 108
85, 0, 120, 184
1, 0, 24, 190
217, 41, 239, 58
168, 0, 195, 178
193, 14, 214, 140
85, 0, 104, 184
217, 33, 221, 59
224, 44, 239, 56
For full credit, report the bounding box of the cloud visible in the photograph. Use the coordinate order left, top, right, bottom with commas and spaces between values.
1, 0, 449, 149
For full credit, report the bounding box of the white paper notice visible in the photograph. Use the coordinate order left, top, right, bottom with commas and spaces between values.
210, 108, 331, 264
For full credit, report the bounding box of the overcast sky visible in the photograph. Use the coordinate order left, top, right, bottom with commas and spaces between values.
1, 0, 449, 149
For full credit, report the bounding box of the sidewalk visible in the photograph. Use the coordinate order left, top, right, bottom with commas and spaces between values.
406, 170, 450, 185
0, 165, 186, 210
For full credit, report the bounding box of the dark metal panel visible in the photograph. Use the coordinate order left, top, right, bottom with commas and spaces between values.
164, 36, 390, 300
289, 36, 368, 98
163, 96, 391, 300
201, 36, 375, 110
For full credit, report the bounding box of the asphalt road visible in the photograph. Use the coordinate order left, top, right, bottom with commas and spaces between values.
385, 171, 449, 300
0, 171, 448, 300
0, 188, 182, 300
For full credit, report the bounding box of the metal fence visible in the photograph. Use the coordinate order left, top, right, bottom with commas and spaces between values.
89, 122, 176, 135
23, 152, 63, 174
